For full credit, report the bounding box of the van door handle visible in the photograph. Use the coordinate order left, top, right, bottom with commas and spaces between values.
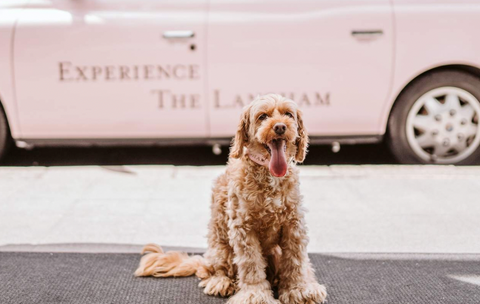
163, 30, 195, 39
351, 30, 383, 38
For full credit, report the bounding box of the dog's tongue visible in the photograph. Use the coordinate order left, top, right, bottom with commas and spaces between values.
268, 139, 287, 177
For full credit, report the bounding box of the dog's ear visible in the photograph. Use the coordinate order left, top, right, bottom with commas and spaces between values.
294, 109, 309, 163
229, 104, 251, 158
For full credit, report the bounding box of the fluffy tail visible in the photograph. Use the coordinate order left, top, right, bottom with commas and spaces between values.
134, 243, 211, 279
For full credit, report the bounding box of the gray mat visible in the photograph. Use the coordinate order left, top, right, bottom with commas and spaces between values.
1, 252, 479, 304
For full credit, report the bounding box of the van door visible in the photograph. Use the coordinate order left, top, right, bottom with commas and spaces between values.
207, 0, 393, 138
14, 0, 208, 140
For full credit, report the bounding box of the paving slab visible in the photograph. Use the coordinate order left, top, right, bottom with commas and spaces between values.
1, 165, 480, 253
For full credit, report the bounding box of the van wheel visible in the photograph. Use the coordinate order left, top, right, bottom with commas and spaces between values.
0, 106, 11, 161
387, 70, 480, 165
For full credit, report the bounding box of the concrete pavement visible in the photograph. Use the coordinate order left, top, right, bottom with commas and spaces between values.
1, 165, 479, 253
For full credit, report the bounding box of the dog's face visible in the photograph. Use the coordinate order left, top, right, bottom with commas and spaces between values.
230, 94, 309, 177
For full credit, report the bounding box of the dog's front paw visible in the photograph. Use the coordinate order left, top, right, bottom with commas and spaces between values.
227, 282, 279, 304
279, 283, 327, 304
199, 275, 236, 297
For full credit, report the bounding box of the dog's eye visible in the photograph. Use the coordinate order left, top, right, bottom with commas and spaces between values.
285, 112, 294, 118
258, 114, 268, 121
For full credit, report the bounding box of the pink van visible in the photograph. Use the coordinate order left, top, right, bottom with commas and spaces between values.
1, 0, 480, 164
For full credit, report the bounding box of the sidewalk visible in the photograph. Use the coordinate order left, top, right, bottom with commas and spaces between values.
1, 165, 479, 253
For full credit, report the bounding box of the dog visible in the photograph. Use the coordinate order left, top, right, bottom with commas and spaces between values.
135, 94, 327, 304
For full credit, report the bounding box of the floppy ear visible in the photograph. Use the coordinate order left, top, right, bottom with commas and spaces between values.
295, 109, 309, 163
229, 104, 251, 158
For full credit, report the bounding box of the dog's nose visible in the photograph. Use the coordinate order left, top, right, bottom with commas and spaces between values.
274, 123, 287, 135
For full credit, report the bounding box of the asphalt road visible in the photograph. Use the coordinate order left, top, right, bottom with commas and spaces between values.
1, 143, 397, 167
2, 251, 479, 304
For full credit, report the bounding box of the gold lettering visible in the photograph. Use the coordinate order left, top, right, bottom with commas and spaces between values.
157, 65, 171, 79
105, 66, 115, 80
92, 66, 102, 81
189, 65, 200, 79
214, 90, 221, 108
75, 66, 88, 81
234, 95, 244, 108
151, 89, 169, 108
133, 66, 139, 80
190, 94, 201, 108
59, 63, 201, 82
144, 65, 154, 80
59, 61, 73, 81
298, 93, 311, 106
119, 66, 130, 80
172, 94, 186, 108
315, 92, 330, 105
173, 65, 186, 79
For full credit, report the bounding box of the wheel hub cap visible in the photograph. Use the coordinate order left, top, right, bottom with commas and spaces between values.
406, 87, 480, 164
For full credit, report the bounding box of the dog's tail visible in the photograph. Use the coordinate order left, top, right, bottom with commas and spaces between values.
134, 243, 211, 279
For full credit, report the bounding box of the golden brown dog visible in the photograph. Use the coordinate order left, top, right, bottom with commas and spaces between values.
135, 94, 327, 304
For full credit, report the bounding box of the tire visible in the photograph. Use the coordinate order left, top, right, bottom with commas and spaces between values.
0, 106, 11, 161
387, 70, 480, 165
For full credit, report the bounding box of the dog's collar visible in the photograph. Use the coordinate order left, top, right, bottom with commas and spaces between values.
245, 148, 269, 167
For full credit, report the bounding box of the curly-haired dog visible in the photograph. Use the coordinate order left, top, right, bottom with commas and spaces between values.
135, 94, 327, 304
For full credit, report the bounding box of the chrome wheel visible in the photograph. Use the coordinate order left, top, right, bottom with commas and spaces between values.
406, 87, 480, 164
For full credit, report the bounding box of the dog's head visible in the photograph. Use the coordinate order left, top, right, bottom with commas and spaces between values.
229, 94, 309, 177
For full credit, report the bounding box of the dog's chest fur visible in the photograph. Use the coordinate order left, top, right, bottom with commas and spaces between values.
228, 159, 301, 249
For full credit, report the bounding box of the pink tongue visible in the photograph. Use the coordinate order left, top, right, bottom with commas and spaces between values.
268, 140, 287, 177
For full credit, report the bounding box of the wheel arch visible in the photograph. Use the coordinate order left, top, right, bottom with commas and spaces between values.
383, 63, 480, 136
0, 94, 13, 140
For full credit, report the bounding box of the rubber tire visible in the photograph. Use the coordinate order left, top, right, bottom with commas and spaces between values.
387, 70, 480, 165
0, 106, 11, 161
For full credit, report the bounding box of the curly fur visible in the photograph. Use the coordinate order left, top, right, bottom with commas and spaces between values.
136, 94, 327, 304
